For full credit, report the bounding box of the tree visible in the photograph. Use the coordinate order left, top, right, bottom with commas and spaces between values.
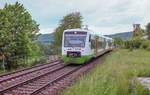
0, 2, 40, 70
52, 12, 82, 54
146, 23, 150, 40
114, 38, 124, 48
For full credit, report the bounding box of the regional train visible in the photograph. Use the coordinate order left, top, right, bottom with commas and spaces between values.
62, 28, 113, 64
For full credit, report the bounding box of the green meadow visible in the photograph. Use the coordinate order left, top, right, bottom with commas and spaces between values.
62, 49, 150, 95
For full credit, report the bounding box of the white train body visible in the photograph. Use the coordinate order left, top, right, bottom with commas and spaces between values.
62, 28, 113, 64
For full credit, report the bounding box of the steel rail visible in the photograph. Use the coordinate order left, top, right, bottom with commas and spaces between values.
0, 63, 65, 94
0, 61, 61, 83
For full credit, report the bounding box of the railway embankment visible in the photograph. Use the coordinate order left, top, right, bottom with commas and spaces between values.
0, 55, 59, 75
62, 49, 150, 95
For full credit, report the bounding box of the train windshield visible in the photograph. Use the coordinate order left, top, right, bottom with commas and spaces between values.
64, 32, 87, 47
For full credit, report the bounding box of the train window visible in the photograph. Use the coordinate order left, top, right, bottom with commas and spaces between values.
89, 35, 91, 42
91, 39, 95, 49
98, 37, 103, 49
102, 38, 106, 49
90, 35, 95, 49
64, 34, 87, 47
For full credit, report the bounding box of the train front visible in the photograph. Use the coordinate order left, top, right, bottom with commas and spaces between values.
62, 29, 90, 64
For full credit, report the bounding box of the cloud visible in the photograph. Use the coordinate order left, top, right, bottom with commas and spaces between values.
0, 0, 150, 35
89, 24, 133, 35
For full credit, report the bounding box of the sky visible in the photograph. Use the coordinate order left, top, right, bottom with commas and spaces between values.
0, 0, 150, 35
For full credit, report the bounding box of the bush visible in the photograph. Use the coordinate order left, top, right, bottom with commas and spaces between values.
124, 40, 132, 49
141, 40, 150, 49
124, 38, 143, 49
123, 38, 150, 50
146, 44, 150, 51
131, 38, 143, 49
114, 38, 124, 48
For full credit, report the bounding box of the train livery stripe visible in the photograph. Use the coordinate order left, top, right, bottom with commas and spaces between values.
62, 55, 92, 64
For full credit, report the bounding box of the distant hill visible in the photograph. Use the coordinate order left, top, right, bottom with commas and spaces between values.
37, 31, 133, 44
105, 32, 133, 40
37, 33, 54, 44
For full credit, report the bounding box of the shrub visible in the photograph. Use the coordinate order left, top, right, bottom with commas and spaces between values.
123, 38, 143, 49
141, 40, 150, 49
132, 38, 143, 49
124, 40, 132, 49
114, 38, 124, 48
146, 44, 150, 51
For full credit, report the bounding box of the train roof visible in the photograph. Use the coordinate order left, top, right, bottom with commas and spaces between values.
64, 28, 113, 40
64, 28, 90, 32
93, 34, 113, 40
102, 36, 113, 40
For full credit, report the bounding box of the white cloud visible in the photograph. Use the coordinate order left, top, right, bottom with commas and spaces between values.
0, 0, 150, 35
89, 24, 133, 35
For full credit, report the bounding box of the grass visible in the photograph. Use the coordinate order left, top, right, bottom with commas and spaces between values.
0, 55, 48, 75
62, 49, 150, 95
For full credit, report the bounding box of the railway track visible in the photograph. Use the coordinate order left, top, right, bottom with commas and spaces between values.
0, 52, 109, 95
0, 58, 82, 95
0, 64, 81, 95
0, 60, 60, 82
0, 56, 59, 78
0, 59, 63, 94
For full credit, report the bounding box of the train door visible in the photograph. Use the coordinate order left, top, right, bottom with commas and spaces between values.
102, 38, 106, 49
94, 36, 99, 56
108, 40, 112, 49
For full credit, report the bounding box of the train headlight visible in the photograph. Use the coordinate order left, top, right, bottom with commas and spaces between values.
81, 48, 84, 51
74, 31, 77, 34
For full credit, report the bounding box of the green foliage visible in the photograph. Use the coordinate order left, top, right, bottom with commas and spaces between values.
114, 38, 124, 48
125, 39, 150, 50
37, 43, 54, 55
0, 2, 41, 70
133, 29, 144, 38
113, 22, 150, 50
114, 36, 150, 51
140, 40, 150, 49
146, 23, 150, 40
62, 49, 150, 95
126, 38, 143, 49
52, 12, 82, 54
